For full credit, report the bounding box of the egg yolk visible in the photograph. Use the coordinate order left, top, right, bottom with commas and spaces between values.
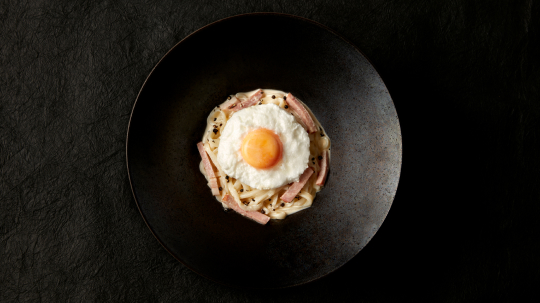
241, 128, 283, 169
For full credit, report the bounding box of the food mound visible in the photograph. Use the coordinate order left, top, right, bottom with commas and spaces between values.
197, 89, 330, 224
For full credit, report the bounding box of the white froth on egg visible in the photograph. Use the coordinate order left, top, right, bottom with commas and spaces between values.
217, 104, 310, 189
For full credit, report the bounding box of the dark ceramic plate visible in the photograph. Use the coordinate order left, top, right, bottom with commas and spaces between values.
127, 13, 401, 288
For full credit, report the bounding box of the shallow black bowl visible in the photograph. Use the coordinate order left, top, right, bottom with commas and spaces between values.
127, 13, 401, 288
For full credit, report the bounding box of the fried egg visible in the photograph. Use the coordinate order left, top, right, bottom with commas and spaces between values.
217, 103, 310, 189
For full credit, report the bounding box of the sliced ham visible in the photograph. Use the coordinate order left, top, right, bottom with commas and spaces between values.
197, 142, 220, 196
285, 93, 318, 133
316, 150, 329, 186
235, 89, 263, 109
222, 194, 270, 225
220, 96, 242, 113
220, 89, 263, 113
280, 167, 314, 203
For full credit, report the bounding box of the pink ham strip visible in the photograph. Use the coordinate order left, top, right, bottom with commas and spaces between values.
231, 89, 263, 111
285, 93, 317, 133
316, 150, 329, 186
219, 89, 263, 113
220, 96, 242, 113
197, 142, 220, 196
280, 167, 314, 203
222, 194, 270, 225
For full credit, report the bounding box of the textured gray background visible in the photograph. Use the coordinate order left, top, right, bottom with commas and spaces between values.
1, 0, 539, 302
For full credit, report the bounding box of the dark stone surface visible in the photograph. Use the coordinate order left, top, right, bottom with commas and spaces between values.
127, 13, 401, 288
1, 0, 539, 302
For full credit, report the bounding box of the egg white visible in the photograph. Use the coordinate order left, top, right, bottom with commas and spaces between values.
217, 103, 310, 189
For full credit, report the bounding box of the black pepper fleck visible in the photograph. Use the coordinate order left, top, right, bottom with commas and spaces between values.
318, 156, 323, 160
213, 129, 218, 134
213, 118, 216, 121
272, 209, 275, 211
225, 176, 229, 180
261, 210, 265, 214
240, 189, 243, 192
252, 198, 255, 201
312, 157, 315, 161
281, 203, 284, 207
272, 95, 275, 99
219, 187, 222, 191
283, 96, 287, 100
284, 105, 288, 109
